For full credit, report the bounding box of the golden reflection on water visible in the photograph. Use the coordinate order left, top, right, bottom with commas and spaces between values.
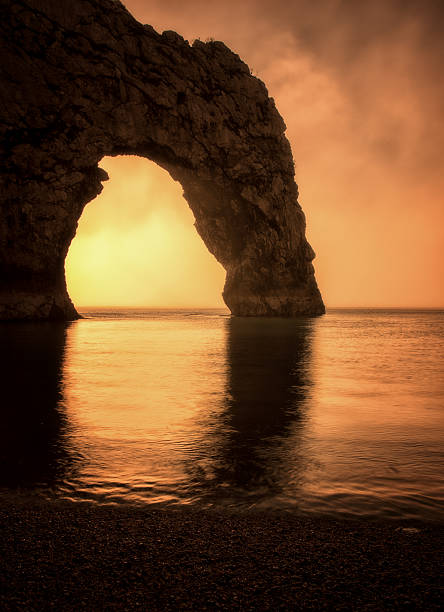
1, 309, 443, 520
60, 313, 315, 506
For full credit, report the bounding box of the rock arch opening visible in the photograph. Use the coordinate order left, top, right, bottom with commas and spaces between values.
65, 156, 226, 309
0, 0, 324, 319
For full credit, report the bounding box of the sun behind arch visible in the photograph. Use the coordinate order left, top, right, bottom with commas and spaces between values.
65, 156, 226, 309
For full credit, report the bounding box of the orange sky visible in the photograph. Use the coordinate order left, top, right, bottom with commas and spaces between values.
66, 0, 444, 308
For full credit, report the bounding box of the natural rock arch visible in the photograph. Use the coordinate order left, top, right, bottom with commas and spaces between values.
0, 0, 325, 319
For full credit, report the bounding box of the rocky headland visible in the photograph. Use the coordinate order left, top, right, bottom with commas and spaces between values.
0, 0, 325, 319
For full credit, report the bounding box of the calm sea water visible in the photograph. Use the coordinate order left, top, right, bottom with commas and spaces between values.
1, 308, 443, 521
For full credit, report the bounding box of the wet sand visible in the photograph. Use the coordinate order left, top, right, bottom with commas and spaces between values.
0, 498, 442, 610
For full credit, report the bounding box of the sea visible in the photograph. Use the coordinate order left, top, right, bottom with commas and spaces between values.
1, 308, 443, 522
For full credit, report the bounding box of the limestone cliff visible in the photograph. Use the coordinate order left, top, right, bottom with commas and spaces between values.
0, 0, 325, 319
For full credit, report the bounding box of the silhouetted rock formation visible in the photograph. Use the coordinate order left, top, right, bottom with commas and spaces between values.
0, 0, 325, 319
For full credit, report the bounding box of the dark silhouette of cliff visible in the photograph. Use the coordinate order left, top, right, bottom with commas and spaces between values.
0, 0, 324, 319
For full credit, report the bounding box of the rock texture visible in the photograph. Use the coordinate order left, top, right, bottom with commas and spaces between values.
0, 0, 325, 319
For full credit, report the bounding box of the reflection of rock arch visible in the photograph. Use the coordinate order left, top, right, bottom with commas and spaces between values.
0, 0, 324, 320
186, 317, 314, 504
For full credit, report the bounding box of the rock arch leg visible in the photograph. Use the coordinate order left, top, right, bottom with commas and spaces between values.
0, 0, 324, 319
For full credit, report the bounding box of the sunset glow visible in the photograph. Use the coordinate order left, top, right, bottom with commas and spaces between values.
1, 3, 443, 606
66, 0, 444, 308
66, 156, 226, 308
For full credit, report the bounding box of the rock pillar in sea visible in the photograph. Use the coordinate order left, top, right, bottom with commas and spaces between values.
0, 0, 325, 319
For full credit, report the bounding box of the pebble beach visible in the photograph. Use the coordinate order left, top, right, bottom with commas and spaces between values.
0, 498, 442, 610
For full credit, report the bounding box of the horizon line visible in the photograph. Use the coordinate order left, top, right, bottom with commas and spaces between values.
76, 305, 444, 310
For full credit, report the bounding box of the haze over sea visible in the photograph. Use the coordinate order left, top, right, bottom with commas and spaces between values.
1, 308, 443, 522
